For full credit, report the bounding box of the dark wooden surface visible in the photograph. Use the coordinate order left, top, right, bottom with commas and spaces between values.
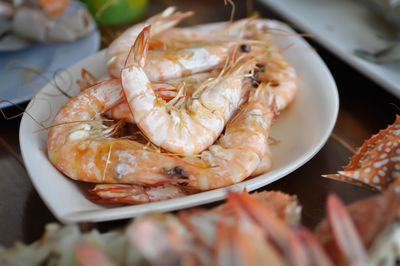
0, 0, 399, 247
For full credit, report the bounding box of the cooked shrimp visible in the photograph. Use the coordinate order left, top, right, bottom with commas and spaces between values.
175, 81, 276, 190
76, 68, 217, 123
150, 16, 256, 50
106, 7, 194, 78
107, 72, 217, 123
256, 46, 297, 112
250, 145, 272, 177
246, 21, 298, 111
47, 79, 188, 185
121, 26, 257, 155
141, 42, 239, 82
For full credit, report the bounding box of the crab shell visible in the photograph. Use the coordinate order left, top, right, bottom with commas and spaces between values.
324, 114, 400, 191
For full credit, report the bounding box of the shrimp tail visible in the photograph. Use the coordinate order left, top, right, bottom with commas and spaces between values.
148, 7, 194, 32
124, 25, 151, 69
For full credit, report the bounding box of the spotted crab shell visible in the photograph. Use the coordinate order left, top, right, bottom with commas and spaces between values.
324, 115, 400, 191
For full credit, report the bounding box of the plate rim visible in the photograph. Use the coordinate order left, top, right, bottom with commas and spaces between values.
19, 19, 339, 223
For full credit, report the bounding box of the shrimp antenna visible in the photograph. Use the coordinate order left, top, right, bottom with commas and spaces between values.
224, 0, 235, 23
330, 132, 356, 154
389, 102, 400, 112
6, 60, 73, 99
246, 0, 253, 17
0, 100, 44, 127
32, 119, 105, 133
0, 136, 25, 167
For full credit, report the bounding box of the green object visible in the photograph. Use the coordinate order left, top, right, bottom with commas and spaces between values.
82, 0, 148, 25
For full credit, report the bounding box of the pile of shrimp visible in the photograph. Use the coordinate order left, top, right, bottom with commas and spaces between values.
47, 7, 298, 204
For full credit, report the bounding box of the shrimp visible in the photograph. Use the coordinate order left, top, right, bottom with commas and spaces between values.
88, 183, 194, 205
121, 26, 258, 155
245, 20, 298, 111
76, 68, 217, 124
107, 10, 258, 81
163, 80, 277, 190
107, 71, 218, 123
47, 79, 188, 185
140, 42, 240, 82
149, 16, 256, 50
256, 44, 297, 112
251, 145, 273, 177
106, 7, 194, 78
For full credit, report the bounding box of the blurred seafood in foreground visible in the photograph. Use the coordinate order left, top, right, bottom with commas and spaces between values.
0, 190, 303, 265
2, 173, 400, 265
0, 0, 95, 45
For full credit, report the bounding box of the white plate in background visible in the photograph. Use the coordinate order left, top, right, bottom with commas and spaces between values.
19, 20, 338, 223
259, 0, 400, 98
0, 26, 100, 109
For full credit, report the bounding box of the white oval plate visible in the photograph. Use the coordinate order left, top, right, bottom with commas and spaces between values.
19, 20, 339, 224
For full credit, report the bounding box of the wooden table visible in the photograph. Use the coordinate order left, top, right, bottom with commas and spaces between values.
0, 0, 398, 247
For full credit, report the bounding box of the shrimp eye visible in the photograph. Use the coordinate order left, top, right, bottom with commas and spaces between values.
251, 79, 260, 88
240, 44, 251, 53
167, 166, 188, 179
252, 70, 259, 79
256, 64, 265, 72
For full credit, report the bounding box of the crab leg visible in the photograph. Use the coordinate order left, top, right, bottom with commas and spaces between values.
326, 194, 369, 265
75, 243, 117, 266
228, 192, 311, 265
294, 228, 333, 266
